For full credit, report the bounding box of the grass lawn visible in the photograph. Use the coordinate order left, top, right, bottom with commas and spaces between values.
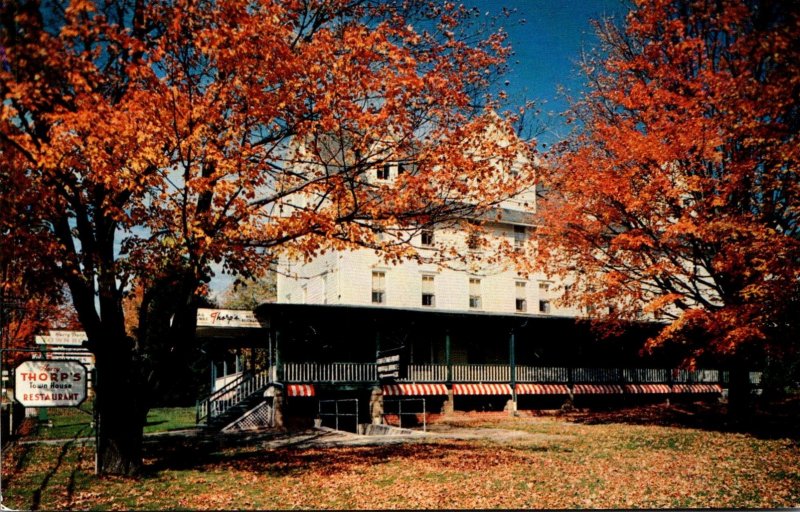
24, 405, 197, 440
2, 403, 798, 510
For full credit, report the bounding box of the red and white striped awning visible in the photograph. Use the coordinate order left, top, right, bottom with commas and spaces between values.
672, 383, 722, 394
286, 384, 315, 397
515, 383, 570, 395
452, 383, 512, 395
382, 383, 448, 396
572, 384, 624, 394
624, 384, 672, 394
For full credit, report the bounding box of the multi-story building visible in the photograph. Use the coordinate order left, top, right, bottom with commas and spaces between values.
276, 118, 580, 319
194, 119, 730, 433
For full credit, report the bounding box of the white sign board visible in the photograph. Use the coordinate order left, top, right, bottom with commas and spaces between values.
35, 330, 87, 346
196, 308, 267, 328
14, 360, 88, 407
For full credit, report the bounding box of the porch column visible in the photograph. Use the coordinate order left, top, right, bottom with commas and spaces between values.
508, 330, 517, 414
375, 330, 381, 357
274, 330, 281, 382
268, 330, 273, 378
445, 330, 452, 384
443, 330, 454, 414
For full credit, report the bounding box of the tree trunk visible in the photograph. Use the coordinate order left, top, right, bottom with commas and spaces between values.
727, 364, 752, 421
94, 334, 146, 476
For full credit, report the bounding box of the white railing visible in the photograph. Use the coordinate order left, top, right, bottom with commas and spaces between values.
403, 364, 447, 382
283, 362, 377, 382
197, 367, 273, 424
621, 368, 669, 383
516, 366, 570, 383
452, 364, 510, 382
214, 371, 243, 392
572, 367, 620, 382
672, 369, 720, 383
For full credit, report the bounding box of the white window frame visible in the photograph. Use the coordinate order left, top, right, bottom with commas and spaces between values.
469, 278, 481, 310
515, 281, 527, 312
372, 270, 386, 304
421, 229, 434, 247
421, 274, 435, 307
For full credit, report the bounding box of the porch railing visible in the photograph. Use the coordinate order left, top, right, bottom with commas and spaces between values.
405, 364, 447, 382
516, 366, 570, 383
240, 362, 762, 387
283, 362, 377, 383
452, 364, 510, 382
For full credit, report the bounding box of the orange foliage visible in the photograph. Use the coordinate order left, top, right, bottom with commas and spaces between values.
538, 0, 800, 362
1, 0, 530, 473
0, 0, 529, 338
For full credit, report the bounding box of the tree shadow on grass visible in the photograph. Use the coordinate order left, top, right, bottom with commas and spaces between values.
564, 397, 800, 441
140, 431, 490, 478
30, 424, 91, 510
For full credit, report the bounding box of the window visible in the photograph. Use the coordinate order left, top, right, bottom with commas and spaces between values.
539, 300, 551, 314
513, 225, 526, 250
421, 229, 434, 247
377, 164, 390, 180
469, 278, 481, 309
538, 281, 550, 292
467, 231, 481, 251
398, 161, 417, 175
515, 281, 527, 312
421, 275, 435, 307
372, 271, 386, 304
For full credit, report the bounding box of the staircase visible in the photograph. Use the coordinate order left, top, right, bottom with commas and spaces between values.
196, 368, 273, 431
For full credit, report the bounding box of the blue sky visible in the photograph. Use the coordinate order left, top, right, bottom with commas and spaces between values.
469, 0, 629, 145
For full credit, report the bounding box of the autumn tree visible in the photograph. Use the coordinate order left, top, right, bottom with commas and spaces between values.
1, 142, 79, 366
0, 0, 532, 474
539, 0, 800, 410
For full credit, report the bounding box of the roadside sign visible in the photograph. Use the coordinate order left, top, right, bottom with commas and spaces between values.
196, 308, 268, 328
34, 330, 87, 346
14, 360, 88, 407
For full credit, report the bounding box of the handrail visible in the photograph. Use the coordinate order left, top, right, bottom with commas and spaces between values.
196, 367, 272, 425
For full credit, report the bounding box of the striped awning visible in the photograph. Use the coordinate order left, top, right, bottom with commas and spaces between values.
672, 383, 722, 394
572, 384, 624, 394
382, 383, 448, 396
286, 384, 315, 397
624, 384, 672, 394
452, 383, 512, 395
515, 383, 570, 395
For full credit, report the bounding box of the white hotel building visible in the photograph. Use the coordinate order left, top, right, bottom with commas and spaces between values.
275, 126, 580, 319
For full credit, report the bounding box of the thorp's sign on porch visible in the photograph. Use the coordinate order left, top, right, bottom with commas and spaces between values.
14, 360, 88, 407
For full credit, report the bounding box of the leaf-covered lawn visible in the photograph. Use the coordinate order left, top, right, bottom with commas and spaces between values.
3, 410, 799, 510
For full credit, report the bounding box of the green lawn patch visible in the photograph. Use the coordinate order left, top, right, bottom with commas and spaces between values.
25, 405, 197, 440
